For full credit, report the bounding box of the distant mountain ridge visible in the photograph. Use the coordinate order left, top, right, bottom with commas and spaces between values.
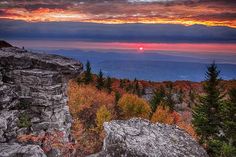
35, 49, 236, 82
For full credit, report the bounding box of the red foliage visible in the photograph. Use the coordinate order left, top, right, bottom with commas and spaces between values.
18, 131, 75, 157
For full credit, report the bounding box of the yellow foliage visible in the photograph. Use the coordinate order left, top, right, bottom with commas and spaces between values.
151, 105, 175, 125
118, 94, 151, 119
96, 105, 112, 132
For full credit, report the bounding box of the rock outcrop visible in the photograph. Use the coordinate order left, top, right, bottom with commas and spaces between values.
0, 41, 12, 48
0, 45, 83, 156
0, 143, 46, 157
92, 118, 208, 157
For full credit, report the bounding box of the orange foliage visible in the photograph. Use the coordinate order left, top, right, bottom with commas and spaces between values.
176, 112, 198, 140
118, 94, 151, 119
151, 104, 197, 139
68, 80, 115, 127
151, 105, 177, 125
68, 80, 115, 156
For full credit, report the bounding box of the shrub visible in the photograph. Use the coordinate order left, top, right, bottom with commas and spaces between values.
18, 113, 31, 128
151, 104, 175, 125
18, 131, 75, 157
96, 105, 112, 132
151, 105, 197, 139
118, 94, 151, 119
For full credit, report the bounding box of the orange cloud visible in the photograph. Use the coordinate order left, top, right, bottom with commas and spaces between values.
0, 1, 236, 28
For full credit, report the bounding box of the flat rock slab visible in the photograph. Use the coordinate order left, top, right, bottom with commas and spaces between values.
0, 47, 83, 77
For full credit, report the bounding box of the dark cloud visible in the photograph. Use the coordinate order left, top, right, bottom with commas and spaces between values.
192, 13, 236, 21
0, 19, 236, 43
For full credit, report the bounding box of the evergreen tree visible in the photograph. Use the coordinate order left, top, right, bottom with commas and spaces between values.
178, 89, 184, 103
134, 81, 141, 96
96, 69, 104, 90
150, 86, 166, 112
84, 61, 93, 84
192, 63, 223, 154
115, 91, 121, 104
221, 89, 236, 148
166, 82, 174, 111
105, 76, 112, 93
119, 80, 124, 88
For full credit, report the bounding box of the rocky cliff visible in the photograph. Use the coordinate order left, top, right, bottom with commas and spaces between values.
91, 118, 208, 157
0, 46, 83, 156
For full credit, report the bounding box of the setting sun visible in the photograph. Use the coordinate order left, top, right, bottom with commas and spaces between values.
139, 47, 144, 51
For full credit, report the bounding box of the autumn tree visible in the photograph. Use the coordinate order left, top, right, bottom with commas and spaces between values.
84, 61, 93, 84
96, 105, 112, 132
151, 102, 176, 125
151, 104, 197, 140
192, 63, 223, 155
118, 94, 151, 119
96, 70, 104, 90
68, 81, 115, 156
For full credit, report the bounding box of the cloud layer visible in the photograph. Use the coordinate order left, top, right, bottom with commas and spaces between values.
0, 0, 236, 27
1, 19, 236, 43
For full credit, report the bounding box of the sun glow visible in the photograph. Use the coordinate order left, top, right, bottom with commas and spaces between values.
138, 46, 144, 53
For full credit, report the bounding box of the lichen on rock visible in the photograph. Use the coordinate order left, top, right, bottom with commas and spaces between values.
91, 118, 208, 157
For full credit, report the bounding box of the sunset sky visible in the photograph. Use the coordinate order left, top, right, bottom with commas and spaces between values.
0, 0, 236, 54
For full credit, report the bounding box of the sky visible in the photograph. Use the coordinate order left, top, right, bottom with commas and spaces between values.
0, 0, 236, 54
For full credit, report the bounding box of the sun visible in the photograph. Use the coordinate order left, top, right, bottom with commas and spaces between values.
139, 46, 144, 51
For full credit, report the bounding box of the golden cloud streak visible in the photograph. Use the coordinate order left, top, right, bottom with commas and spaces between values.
1, 8, 236, 28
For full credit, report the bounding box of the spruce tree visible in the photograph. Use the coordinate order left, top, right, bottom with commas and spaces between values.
150, 86, 166, 112
166, 82, 174, 111
119, 80, 124, 88
96, 69, 104, 90
105, 76, 112, 93
221, 89, 236, 148
192, 62, 223, 154
134, 81, 141, 96
84, 61, 93, 84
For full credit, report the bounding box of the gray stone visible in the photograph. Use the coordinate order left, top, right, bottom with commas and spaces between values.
0, 143, 46, 157
94, 118, 208, 157
0, 46, 83, 156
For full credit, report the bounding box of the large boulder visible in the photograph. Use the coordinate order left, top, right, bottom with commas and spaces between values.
93, 118, 208, 157
0, 45, 83, 156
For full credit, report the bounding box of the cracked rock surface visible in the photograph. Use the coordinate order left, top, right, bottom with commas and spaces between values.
92, 118, 208, 157
0, 46, 83, 156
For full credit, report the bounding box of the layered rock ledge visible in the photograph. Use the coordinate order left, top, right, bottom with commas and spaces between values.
0, 46, 83, 156
92, 118, 208, 157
